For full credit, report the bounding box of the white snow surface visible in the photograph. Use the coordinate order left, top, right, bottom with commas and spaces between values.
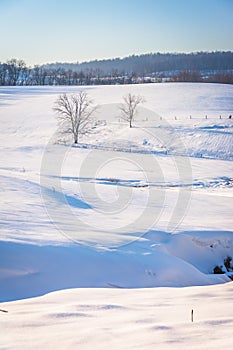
0, 83, 233, 349
1, 283, 233, 350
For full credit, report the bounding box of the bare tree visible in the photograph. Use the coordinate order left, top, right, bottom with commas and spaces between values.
6, 58, 26, 85
0, 63, 8, 85
120, 93, 145, 128
53, 91, 97, 144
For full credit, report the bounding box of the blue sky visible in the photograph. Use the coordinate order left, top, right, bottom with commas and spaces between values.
0, 0, 232, 65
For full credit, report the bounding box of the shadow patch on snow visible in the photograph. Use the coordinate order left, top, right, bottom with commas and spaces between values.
1, 230, 233, 302
150, 325, 173, 331
206, 319, 233, 326
43, 186, 92, 209
0, 86, 93, 106
49, 312, 91, 319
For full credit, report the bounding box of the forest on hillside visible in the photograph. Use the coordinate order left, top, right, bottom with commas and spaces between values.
1, 51, 233, 86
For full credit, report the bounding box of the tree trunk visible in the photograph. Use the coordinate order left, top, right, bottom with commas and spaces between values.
74, 134, 78, 144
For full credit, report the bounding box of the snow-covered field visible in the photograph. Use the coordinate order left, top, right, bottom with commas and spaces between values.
0, 83, 233, 349
1, 283, 233, 350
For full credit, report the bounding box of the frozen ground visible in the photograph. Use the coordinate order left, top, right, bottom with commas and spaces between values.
0, 83, 233, 348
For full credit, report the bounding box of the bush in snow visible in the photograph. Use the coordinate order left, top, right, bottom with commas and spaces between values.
224, 256, 233, 272
213, 256, 233, 275
213, 265, 224, 274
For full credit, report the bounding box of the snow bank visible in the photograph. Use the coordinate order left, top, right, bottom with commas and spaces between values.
0, 230, 232, 302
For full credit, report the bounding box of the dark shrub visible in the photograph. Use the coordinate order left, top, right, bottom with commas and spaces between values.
224, 256, 232, 272
213, 265, 224, 274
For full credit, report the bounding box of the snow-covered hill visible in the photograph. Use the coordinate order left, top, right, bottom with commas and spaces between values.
0, 83, 233, 348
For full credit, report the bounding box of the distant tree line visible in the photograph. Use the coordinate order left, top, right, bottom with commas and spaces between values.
0, 52, 233, 86
170, 70, 233, 84
45, 51, 233, 76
